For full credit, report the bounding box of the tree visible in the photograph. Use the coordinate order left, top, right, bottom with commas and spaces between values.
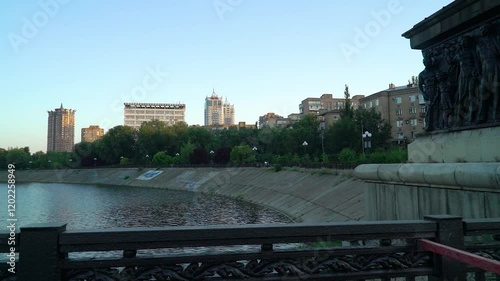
0, 148, 7, 169
341, 84, 354, 119
354, 108, 392, 150
230, 145, 256, 164
95, 125, 137, 164
190, 148, 209, 164
152, 151, 173, 166
213, 147, 231, 164
6, 148, 30, 169
137, 120, 176, 159
178, 141, 196, 164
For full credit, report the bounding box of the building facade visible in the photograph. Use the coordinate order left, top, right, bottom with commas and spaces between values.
47, 104, 75, 152
81, 125, 104, 143
299, 94, 345, 115
124, 102, 186, 129
258, 112, 291, 129
204, 89, 235, 126
359, 83, 425, 143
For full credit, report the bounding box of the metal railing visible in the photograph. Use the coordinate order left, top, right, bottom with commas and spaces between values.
1, 215, 499, 280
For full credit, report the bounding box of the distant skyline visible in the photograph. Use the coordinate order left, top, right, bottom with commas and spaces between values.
1, 0, 454, 152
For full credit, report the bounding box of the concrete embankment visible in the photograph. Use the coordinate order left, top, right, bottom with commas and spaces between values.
3, 167, 366, 222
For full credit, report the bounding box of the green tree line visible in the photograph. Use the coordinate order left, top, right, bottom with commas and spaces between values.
2, 104, 408, 169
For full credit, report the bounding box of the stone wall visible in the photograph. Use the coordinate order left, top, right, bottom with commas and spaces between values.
355, 163, 500, 220
2, 168, 365, 223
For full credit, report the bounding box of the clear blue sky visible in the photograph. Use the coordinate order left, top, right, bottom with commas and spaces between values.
1, 0, 454, 153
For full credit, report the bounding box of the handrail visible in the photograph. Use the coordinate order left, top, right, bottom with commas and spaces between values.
419, 239, 500, 274
59, 220, 436, 252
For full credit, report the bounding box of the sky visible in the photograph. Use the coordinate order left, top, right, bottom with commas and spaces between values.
1, 0, 454, 153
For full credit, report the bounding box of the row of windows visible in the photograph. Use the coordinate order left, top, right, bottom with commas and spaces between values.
395, 107, 425, 115
125, 110, 184, 114
125, 119, 179, 125
396, 119, 421, 127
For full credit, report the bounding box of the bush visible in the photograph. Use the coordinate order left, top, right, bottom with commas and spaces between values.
338, 148, 357, 164
273, 164, 282, 172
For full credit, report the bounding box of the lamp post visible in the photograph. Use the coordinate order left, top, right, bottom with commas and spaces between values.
362, 131, 372, 156
319, 118, 326, 156
209, 150, 214, 166
29, 161, 32, 170
48, 160, 52, 169
145, 154, 149, 167
302, 141, 308, 155
252, 146, 258, 166
93, 158, 97, 167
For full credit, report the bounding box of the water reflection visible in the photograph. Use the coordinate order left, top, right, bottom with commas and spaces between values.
1, 183, 291, 229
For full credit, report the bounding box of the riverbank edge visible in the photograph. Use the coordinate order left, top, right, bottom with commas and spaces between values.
2, 167, 365, 223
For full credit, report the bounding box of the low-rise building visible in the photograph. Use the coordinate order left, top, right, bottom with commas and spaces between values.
124, 102, 186, 129
359, 83, 425, 143
81, 125, 104, 142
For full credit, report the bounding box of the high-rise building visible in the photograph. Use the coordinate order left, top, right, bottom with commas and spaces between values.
124, 102, 186, 129
204, 89, 234, 126
81, 125, 104, 143
47, 104, 76, 152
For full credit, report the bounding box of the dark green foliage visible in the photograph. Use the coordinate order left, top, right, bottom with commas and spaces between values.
214, 147, 231, 164
191, 148, 209, 164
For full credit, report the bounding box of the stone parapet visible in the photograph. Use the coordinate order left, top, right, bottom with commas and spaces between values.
407, 126, 500, 163
354, 163, 500, 193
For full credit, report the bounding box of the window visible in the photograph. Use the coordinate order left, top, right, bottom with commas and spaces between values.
369, 101, 373, 108
375, 99, 380, 106
409, 95, 416, 102
421, 107, 427, 113
411, 131, 416, 138
411, 119, 418, 126
396, 132, 404, 139
394, 97, 402, 104
396, 108, 402, 116
396, 120, 403, 127
409, 107, 417, 114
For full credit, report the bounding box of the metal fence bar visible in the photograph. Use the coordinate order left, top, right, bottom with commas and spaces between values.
419, 239, 500, 275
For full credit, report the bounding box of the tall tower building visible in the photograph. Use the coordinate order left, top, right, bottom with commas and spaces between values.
47, 104, 76, 152
204, 89, 235, 126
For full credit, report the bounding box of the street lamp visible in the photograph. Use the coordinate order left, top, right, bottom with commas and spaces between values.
146, 154, 149, 167
93, 158, 97, 167
302, 141, 308, 155
209, 150, 214, 166
252, 147, 258, 166
362, 131, 372, 156
48, 160, 52, 169
319, 118, 326, 156
29, 161, 32, 169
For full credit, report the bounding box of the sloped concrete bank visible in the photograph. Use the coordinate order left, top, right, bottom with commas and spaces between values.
3, 168, 365, 222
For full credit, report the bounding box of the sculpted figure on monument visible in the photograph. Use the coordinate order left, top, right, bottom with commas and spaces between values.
476, 23, 500, 123
436, 71, 454, 128
418, 54, 439, 131
453, 35, 480, 126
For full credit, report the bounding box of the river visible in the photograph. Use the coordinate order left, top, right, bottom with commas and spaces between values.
1, 182, 291, 229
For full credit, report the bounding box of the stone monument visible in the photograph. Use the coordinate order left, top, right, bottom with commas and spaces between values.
354, 0, 500, 221
402, 0, 500, 163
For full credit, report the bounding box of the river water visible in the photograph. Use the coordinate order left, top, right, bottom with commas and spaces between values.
1, 182, 291, 229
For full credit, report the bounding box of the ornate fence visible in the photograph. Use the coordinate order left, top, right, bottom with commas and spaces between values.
0, 215, 499, 280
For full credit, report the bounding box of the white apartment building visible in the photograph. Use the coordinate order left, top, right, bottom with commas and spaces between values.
124, 102, 186, 129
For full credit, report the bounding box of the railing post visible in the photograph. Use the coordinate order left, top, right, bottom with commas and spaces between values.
18, 223, 67, 281
424, 215, 466, 281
